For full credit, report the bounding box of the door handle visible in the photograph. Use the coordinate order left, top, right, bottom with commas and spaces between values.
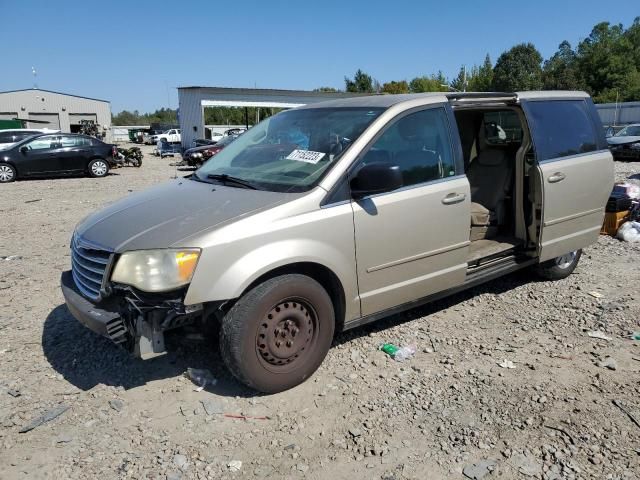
548, 172, 566, 183
442, 193, 466, 205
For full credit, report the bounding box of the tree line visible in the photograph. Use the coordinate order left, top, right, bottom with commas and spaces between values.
112, 18, 639, 125
338, 18, 640, 103
112, 106, 282, 127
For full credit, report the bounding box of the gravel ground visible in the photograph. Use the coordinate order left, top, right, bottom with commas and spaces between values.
0, 145, 639, 480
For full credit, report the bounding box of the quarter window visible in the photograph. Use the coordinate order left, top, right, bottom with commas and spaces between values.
361, 107, 455, 188
60, 136, 88, 147
526, 100, 597, 161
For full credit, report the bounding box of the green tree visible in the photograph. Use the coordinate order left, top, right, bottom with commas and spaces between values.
313, 87, 340, 92
543, 41, 582, 90
576, 21, 636, 102
381, 80, 410, 94
492, 43, 543, 91
345, 69, 375, 93
450, 66, 469, 92
408, 74, 448, 93
468, 54, 494, 91
112, 110, 141, 125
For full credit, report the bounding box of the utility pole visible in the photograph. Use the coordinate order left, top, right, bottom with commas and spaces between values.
463, 65, 467, 92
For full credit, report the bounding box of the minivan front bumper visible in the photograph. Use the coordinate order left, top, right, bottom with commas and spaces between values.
61, 270, 205, 359
60, 270, 130, 345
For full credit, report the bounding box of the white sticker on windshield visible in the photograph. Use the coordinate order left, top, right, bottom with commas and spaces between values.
286, 149, 325, 164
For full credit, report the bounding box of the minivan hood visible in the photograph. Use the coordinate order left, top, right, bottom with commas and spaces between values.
607, 135, 640, 146
76, 178, 294, 252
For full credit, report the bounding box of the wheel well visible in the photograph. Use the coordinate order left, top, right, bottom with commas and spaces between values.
245, 262, 347, 333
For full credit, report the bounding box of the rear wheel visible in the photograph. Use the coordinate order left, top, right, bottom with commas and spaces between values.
534, 249, 582, 280
0, 164, 16, 183
88, 159, 109, 178
219, 274, 335, 393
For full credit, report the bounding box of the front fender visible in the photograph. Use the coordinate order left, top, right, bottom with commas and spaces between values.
184, 238, 359, 321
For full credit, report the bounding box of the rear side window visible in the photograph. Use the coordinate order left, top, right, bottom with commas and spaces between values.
526, 100, 598, 161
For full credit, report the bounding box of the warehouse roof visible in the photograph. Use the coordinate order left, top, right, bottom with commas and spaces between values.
0, 88, 109, 103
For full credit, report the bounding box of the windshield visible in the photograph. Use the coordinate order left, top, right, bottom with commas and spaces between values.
616, 125, 640, 137
195, 107, 383, 192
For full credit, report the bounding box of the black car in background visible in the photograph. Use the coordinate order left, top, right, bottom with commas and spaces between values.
0, 133, 116, 183
607, 124, 640, 161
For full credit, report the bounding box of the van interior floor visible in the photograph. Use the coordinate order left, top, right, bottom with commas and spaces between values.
467, 236, 522, 263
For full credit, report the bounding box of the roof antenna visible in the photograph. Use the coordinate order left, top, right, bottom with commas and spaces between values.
32, 66, 38, 89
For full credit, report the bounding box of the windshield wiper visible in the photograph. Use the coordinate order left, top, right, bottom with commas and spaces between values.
206, 173, 258, 190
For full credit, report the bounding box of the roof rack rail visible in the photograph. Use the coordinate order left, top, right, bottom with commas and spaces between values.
446, 92, 518, 103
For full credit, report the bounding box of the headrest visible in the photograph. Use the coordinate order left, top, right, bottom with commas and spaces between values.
476, 149, 507, 166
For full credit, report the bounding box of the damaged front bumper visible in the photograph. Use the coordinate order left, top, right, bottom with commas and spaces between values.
60, 270, 203, 359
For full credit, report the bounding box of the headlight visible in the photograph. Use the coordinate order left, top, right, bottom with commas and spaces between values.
631, 142, 640, 150
111, 249, 201, 292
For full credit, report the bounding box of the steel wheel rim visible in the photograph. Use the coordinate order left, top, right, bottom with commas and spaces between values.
0, 165, 14, 182
91, 161, 107, 176
555, 251, 577, 269
256, 298, 318, 373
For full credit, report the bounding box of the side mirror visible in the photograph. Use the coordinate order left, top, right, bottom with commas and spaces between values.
20, 146, 28, 154
350, 162, 403, 199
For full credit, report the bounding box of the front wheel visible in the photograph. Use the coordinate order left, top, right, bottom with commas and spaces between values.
0, 163, 17, 183
88, 159, 110, 178
534, 249, 582, 280
219, 274, 335, 393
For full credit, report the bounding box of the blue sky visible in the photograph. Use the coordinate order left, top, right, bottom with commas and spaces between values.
1, 0, 638, 113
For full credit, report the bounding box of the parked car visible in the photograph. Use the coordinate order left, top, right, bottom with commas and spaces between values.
182, 134, 238, 167
192, 138, 218, 147
61, 91, 612, 393
604, 125, 625, 138
148, 128, 181, 145
0, 128, 60, 150
0, 133, 116, 182
607, 123, 640, 161
224, 128, 246, 136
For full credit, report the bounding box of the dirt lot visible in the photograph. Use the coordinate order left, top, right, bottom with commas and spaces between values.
0, 144, 639, 480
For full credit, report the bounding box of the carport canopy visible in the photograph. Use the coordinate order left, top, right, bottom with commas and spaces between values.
177, 86, 362, 148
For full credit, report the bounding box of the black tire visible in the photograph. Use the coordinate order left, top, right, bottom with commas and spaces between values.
88, 158, 110, 178
534, 249, 582, 280
220, 274, 335, 393
0, 163, 17, 183
134, 158, 142, 168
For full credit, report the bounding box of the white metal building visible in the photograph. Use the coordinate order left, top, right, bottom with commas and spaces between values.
177, 87, 360, 149
596, 101, 640, 127
0, 88, 112, 140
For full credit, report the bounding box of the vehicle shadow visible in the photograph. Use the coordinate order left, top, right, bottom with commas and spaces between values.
43, 270, 535, 396
42, 304, 254, 397
334, 269, 536, 346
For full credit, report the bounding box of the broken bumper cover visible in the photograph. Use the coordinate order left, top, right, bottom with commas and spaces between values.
60, 270, 130, 346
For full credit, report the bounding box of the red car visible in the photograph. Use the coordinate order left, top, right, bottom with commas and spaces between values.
182, 135, 238, 167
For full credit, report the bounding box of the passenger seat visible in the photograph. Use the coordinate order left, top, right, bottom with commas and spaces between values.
467, 149, 512, 240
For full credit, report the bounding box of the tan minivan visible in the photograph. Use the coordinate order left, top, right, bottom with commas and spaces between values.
61, 91, 613, 392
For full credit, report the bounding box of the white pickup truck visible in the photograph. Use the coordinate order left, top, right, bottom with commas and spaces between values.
148, 129, 181, 144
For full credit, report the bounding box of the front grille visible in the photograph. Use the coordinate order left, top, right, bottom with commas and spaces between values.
71, 235, 112, 301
